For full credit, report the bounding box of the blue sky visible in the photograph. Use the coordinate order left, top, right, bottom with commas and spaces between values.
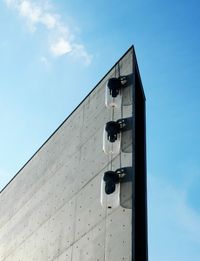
0, 0, 200, 260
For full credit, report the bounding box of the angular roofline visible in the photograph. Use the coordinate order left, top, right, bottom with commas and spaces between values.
0, 45, 136, 194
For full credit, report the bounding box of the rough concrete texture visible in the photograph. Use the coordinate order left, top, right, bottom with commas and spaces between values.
0, 47, 134, 261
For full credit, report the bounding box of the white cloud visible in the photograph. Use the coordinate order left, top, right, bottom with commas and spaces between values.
4, 0, 92, 65
50, 38, 72, 56
71, 44, 92, 66
41, 13, 56, 29
19, 1, 40, 23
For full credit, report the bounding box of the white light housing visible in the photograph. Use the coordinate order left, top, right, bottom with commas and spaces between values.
103, 126, 121, 155
105, 77, 127, 108
105, 82, 122, 108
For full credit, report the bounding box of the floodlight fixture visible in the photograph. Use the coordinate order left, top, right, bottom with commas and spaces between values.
105, 76, 127, 108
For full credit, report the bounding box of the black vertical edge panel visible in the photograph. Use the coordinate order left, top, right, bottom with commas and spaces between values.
132, 47, 148, 261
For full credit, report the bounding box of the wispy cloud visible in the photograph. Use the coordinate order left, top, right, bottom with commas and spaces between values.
50, 37, 72, 56
4, 0, 92, 65
149, 174, 200, 260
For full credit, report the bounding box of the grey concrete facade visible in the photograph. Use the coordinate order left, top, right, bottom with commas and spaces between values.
0, 47, 142, 261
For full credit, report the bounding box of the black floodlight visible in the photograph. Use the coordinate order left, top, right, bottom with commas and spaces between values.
107, 78, 121, 97
103, 171, 119, 194
106, 76, 127, 98
105, 118, 127, 143
105, 121, 121, 142
103, 168, 127, 195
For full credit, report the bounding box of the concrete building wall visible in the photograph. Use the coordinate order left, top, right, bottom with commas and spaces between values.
0, 48, 134, 261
